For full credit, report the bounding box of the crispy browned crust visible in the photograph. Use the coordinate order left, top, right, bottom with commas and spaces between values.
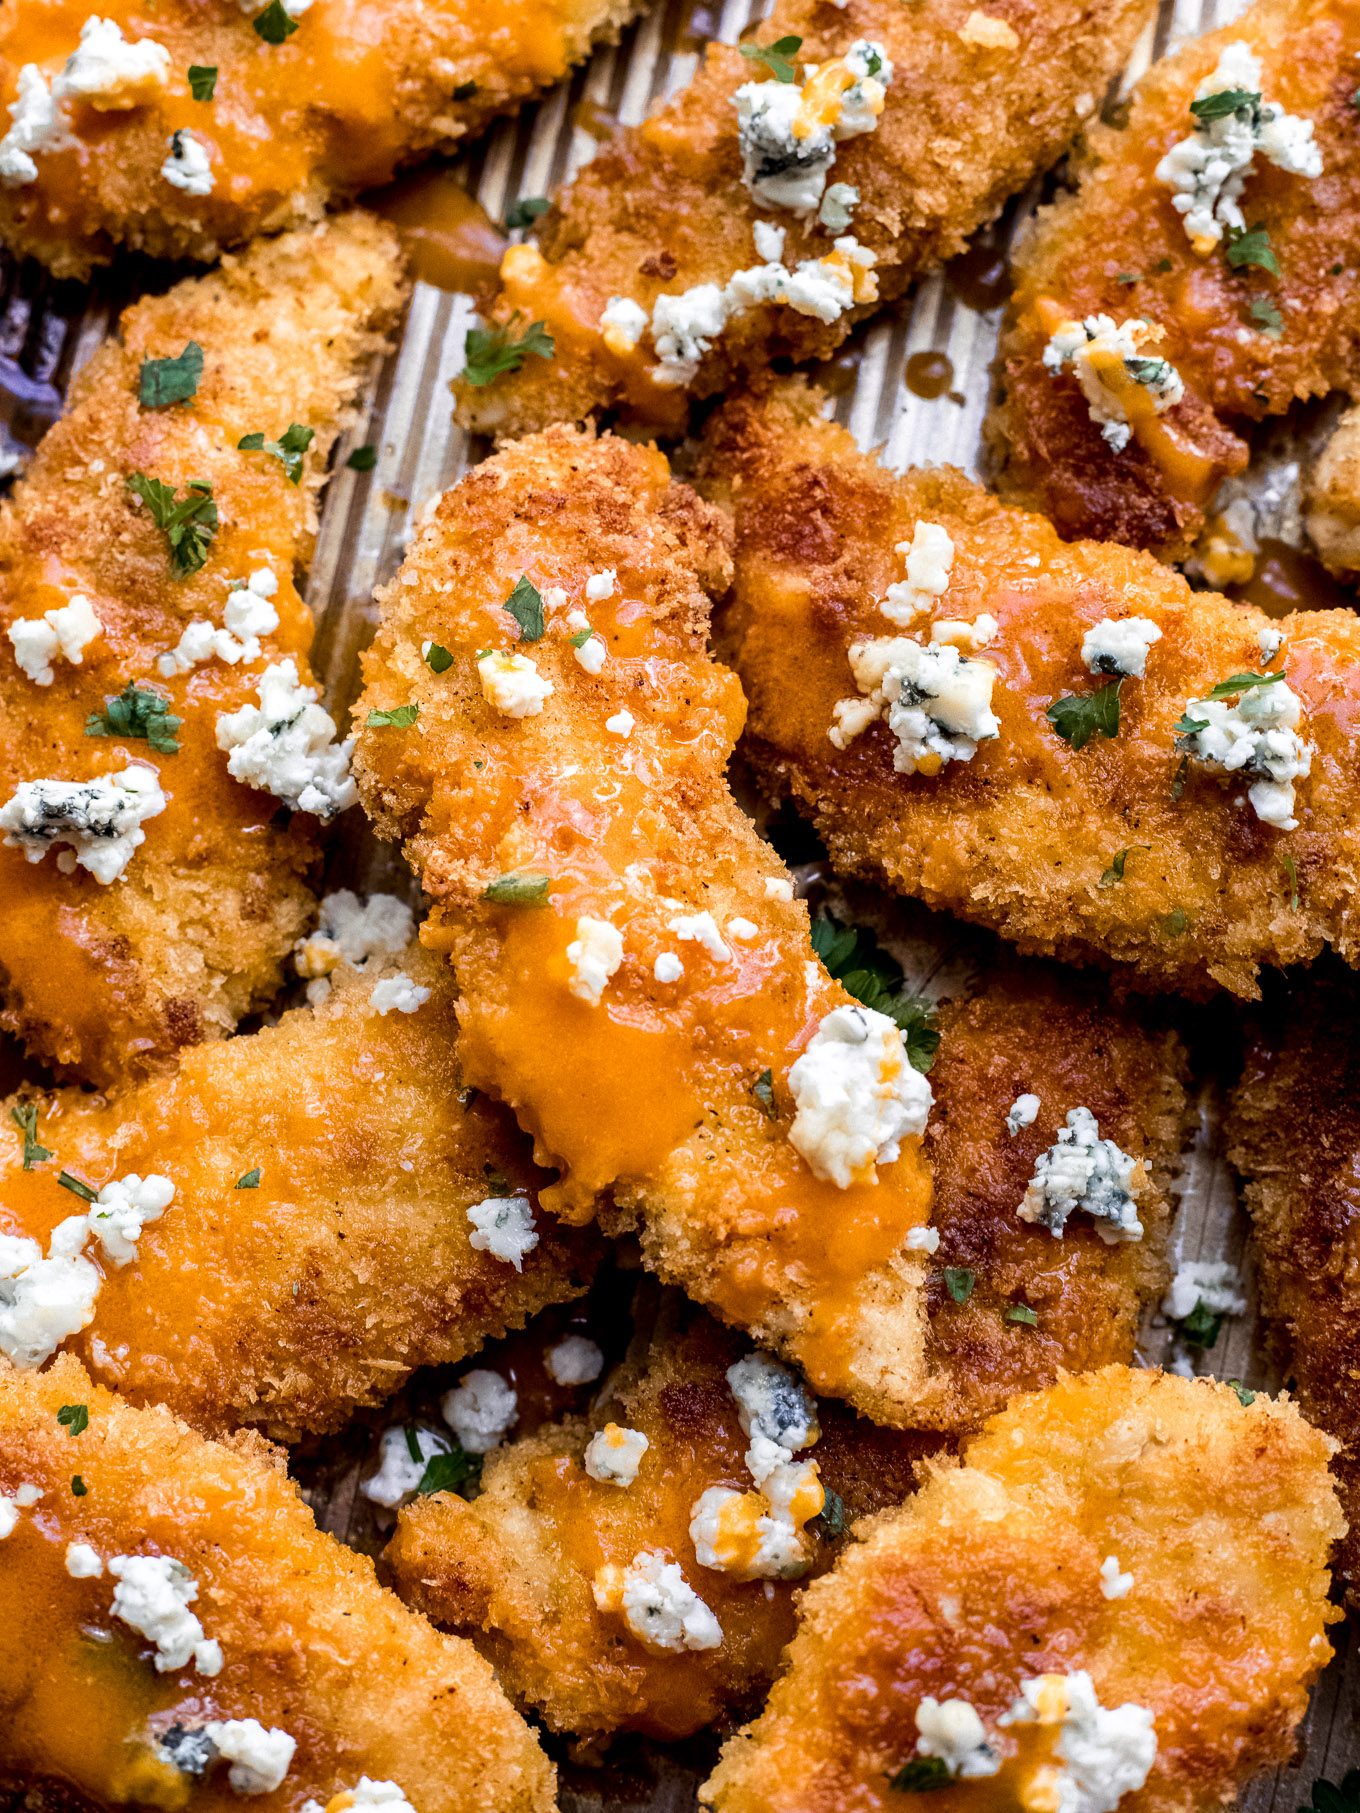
455, 0, 1155, 441
700, 378, 1360, 999
0, 1355, 557, 1813
1304, 401, 1360, 573
984, 0, 1360, 558
703, 1368, 1345, 1813
0, 213, 407, 1086
1226, 969, 1360, 1600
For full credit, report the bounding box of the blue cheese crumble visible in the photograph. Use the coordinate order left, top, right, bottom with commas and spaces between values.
8, 593, 101, 685
1081, 617, 1162, 678
0, 763, 167, 882
361, 1424, 451, 1507
294, 889, 414, 1005
200, 1720, 297, 1796
1161, 1258, 1246, 1322
734, 39, 892, 216
466, 1194, 538, 1270
1018, 1107, 1145, 1243
216, 660, 356, 818
441, 1368, 517, 1452
1, 18, 169, 186
1005, 1093, 1040, 1136
301, 1781, 416, 1813
999, 1671, 1157, 1813
0, 1228, 100, 1369
1043, 315, 1184, 453
544, 1334, 604, 1385
161, 128, 214, 196
880, 522, 955, 628
788, 1004, 933, 1188
567, 915, 624, 1005
914, 1698, 1001, 1780
831, 636, 1000, 775
585, 1423, 650, 1486
690, 1353, 823, 1580
107, 1553, 223, 1675
1175, 673, 1312, 829
592, 1550, 723, 1652
160, 569, 279, 677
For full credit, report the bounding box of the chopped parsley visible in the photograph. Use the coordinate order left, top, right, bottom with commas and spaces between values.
1100, 845, 1149, 887
738, 33, 803, 82
1005, 1303, 1038, 1326
187, 65, 217, 101
238, 422, 314, 485
1249, 295, 1283, 338
1161, 907, 1187, 937
253, 0, 298, 41
418, 1443, 480, 1496
1206, 668, 1284, 701
943, 1267, 975, 1305
404, 1425, 423, 1463
452, 80, 477, 100
483, 1164, 513, 1195
423, 643, 453, 673
463, 313, 554, 388
366, 703, 420, 728
810, 913, 940, 1072
1279, 851, 1299, 911
10, 1103, 51, 1170
1227, 1379, 1256, 1407
504, 197, 550, 231
1189, 86, 1260, 122
57, 1403, 89, 1438
1154, 257, 1173, 273
752, 1068, 777, 1119
58, 1172, 98, 1203
346, 444, 377, 472
888, 1758, 952, 1793
1115, 271, 1142, 284
1301, 1770, 1360, 1813
483, 872, 551, 906
126, 472, 219, 577
811, 1488, 846, 1541
1046, 678, 1124, 751
235, 1167, 261, 1189
1176, 1298, 1224, 1349
568, 626, 594, 649
86, 683, 181, 755
1171, 753, 1189, 800
503, 574, 545, 642
72, 1474, 88, 1496
138, 340, 203, 409
1225, 225, 1279, 275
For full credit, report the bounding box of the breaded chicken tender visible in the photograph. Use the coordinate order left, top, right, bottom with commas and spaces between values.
1304, 402, 1360, 572
455, 0, 1154, 442
353, 428, 1182, 1428
0, 0, 641, 277
0, 935, 599, 1438
387, 1291, 941, 1740
703, 1367, 1344, 1813
0, 1353, 556, 1812
702, 380, 1360, 999
1227, 972, 1360, 1600
0, 213, 406, 1087
986, 0, 1360, 558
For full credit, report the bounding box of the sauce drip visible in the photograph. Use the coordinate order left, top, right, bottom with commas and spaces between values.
365, 167, 506, 295
573, 98, 620, 141
947, 241, 1010, 312
811, 349, 862, 397
904, 351, 954, 399
1228, 537, 1358, 616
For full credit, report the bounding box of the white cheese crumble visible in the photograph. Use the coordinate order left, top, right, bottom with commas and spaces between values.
159, 569, 279, 677
162, 128, 214, 196
734, 39, 892, 216
1099, 1554, 1134, 1600
1156, 41, 1322, 255
478, 649, 553, 719
567, 915, 624, 1005
0, 763, 167, 883
216, 660, 356, 819
66, 1542, 104, 1577
818, 181, 858, 232
368, 973, 431, 1016
1000, 1671, 1157, 1813
85, 1172, 175, 1266
1043, 315, 1185, 453
0, 1227, 100, 1368
57, 17, 170, 108
753, 218, 787, 262
566, 610, 608, 674
108, 1554, 223, 1675
8, 594, 101, 685
0, 66, 73, 188
727, 917, 759, 940
1018, 1107, 1145, 1244
881, 522, 955, 627
442, 1368, 517, 1453
466, 1194, 538, 1270
728, 1352, 819, 1468
585, 1422, 650, 1486
904, 1224, 940, 1252
930, 615, 998, 653
831, 637, 1000, 773
544, 1334, 604, 1386
764, 876, 794, 901
1006, 1093, 1040, 1135
201, 1721, 296, 1796
0, 1499, 19, 1539
302, 1782, 415, 1813
667, 911, 731, 963
914, 1697, 1001, 1779
361, 1425, 450, 1507
1082, 617, 1162, 678
592, 1550, 723, 1652
653, 952, 684, 984
1175, 673, 1312, 829
1260, 625, 1284, 661
605, 709, 634, 738
294, 889, 414, 1004
600, 295, 649, 356
1161, 1258, 1247, 1321
585, 569, 617, 602
788, 1004, 933, 1188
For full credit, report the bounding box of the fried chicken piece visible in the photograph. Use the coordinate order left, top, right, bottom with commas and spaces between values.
985, 0, 1360, 559
0, 1353, 556, 1812
701, 379, 1360, 999
1226, 970, 1360, 1600
454, 0, 1155, 443
0, 213, 406, 1087
0, 0, 641, 278
353, 427, 1184, 1428
1304, 402, 1360, 573
703, 1366, 1344, 1813
0, 933, 600, 1439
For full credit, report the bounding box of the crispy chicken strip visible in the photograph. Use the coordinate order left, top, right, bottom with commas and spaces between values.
454, 0, 1154, 442
985, 0, 1360, 559
1226, 972, 1360, 1600
702, 1367, 1344, 1813
0, 0, 642, 278
1304, 402, 1360, 573
0, 212, 406, 1087
701, 380, 1360, 999
0, 932, 599, 1438
353, 428, 1183, 1427
0, 1353, 556, 1812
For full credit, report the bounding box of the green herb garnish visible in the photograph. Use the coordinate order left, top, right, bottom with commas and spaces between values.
423, 643, 453, 673
811, 1488, 846, 1541
10, 1103, 51, 1170
238, 422, 314, 485
235, 1167, 261, 1189
72, 1474, 87, 1496
126, 472, 219, 577
810, 913, 939, 1072
1189, 86, 1260, 122
1279, 851, 1299, 911
1300, 1769, 1360, 1813
944, 1267, 975, 1305
1116, 272, 1142, 285
1099, 845, 1150, 888
85, 683, 181, 755
418, 1444, 480, 1496
452, 80, 477, 100
1177, 1298, 1223, 1348
1005, 1303, 1038, 1325
503, 574, 545, 642
568, 626, 594, 649
1046, 678, 1124, 751
752, 1068, 777, 1120
346, 444, 377, 472
738, 33, 803, 82
888, 1758, 952, 1793
1228, 1379, 1256, 1407
483, 873, 551, 906
366, 703, 420, 728
139, 340, 203, 409
1207, 669, 1285, 701
1249, 295, 1284, 338
504, 197, 550, 231
253, 0, 298, 42
1161, 907, 1187, 936
58, 1172, 98, 1203
463, 313, 554, 388
1225, 224, 1279, 275
57, 1404, 89, 1438
187, 65, 217, 100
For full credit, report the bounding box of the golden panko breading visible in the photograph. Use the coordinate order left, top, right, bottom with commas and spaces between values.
0, 1354, 556, 1813
0, 937, 600, 1439
352, 428, 1183, 1430
0, 213, 406, 1087
701, 380, 1360, 1000
985, 0, 1360, 558
0, 0, 641, 277
386, 1292, 942, 1741
1304, 402, 1360, 572
703, 1367, 1344, 1813
1227, 972, 1360, 1600
455, 0, 1155, 442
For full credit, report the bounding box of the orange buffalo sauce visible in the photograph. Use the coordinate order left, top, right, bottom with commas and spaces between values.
366, 169, 506, 294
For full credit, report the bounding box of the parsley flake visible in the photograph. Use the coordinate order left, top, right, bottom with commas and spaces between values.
1154, 257, 1173, 273
86, 683, 181, 755
126, 471, 219, 577
366, 703, 420, 728
1046, 678, 1124, 750
504, 574, 545, 641
463, 313, 554, 388
810, 913, 939, 1072
238, 422, 314, 485
1225, 224, 1279, 275
57, 1403, 89, 1438
1115, 271, 1142, 285
568, 626, 594, 649
1189, 86, 1260, 122
188, 64, 217, 100
752, 1068, 777, 1119
452, 80, 477, 100
1171, 754, 1189, 800
1279, 851, 1299, 911
138, 340, 203, 410
1005, 1303, 1038, 1326
1161, 907, 1187, 936
346, 444, 377, 472
418, 1444, 480, 1496
10, 1103, 51, 1170
811, 1488, 846, 1541
235, 1167, 261, 1189
1227, 1379, 1256, 1407
504, 197, 550, 231
58, 1172, 98, 1203
1100, 845, 1149, 887
253, 0, 298, 42
483, 873, 551, 906
423, 643, 454, 673
943, 1267, 975, 1304
1203, 669, 1285, 702
72, 1474, 88, 1496
888, 1757, 952, 1793
1250, 295, 1284, 338
738, 33, 803, 82
1176, 1298, 1224, 1349
1301, 1770, 1360, 1813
